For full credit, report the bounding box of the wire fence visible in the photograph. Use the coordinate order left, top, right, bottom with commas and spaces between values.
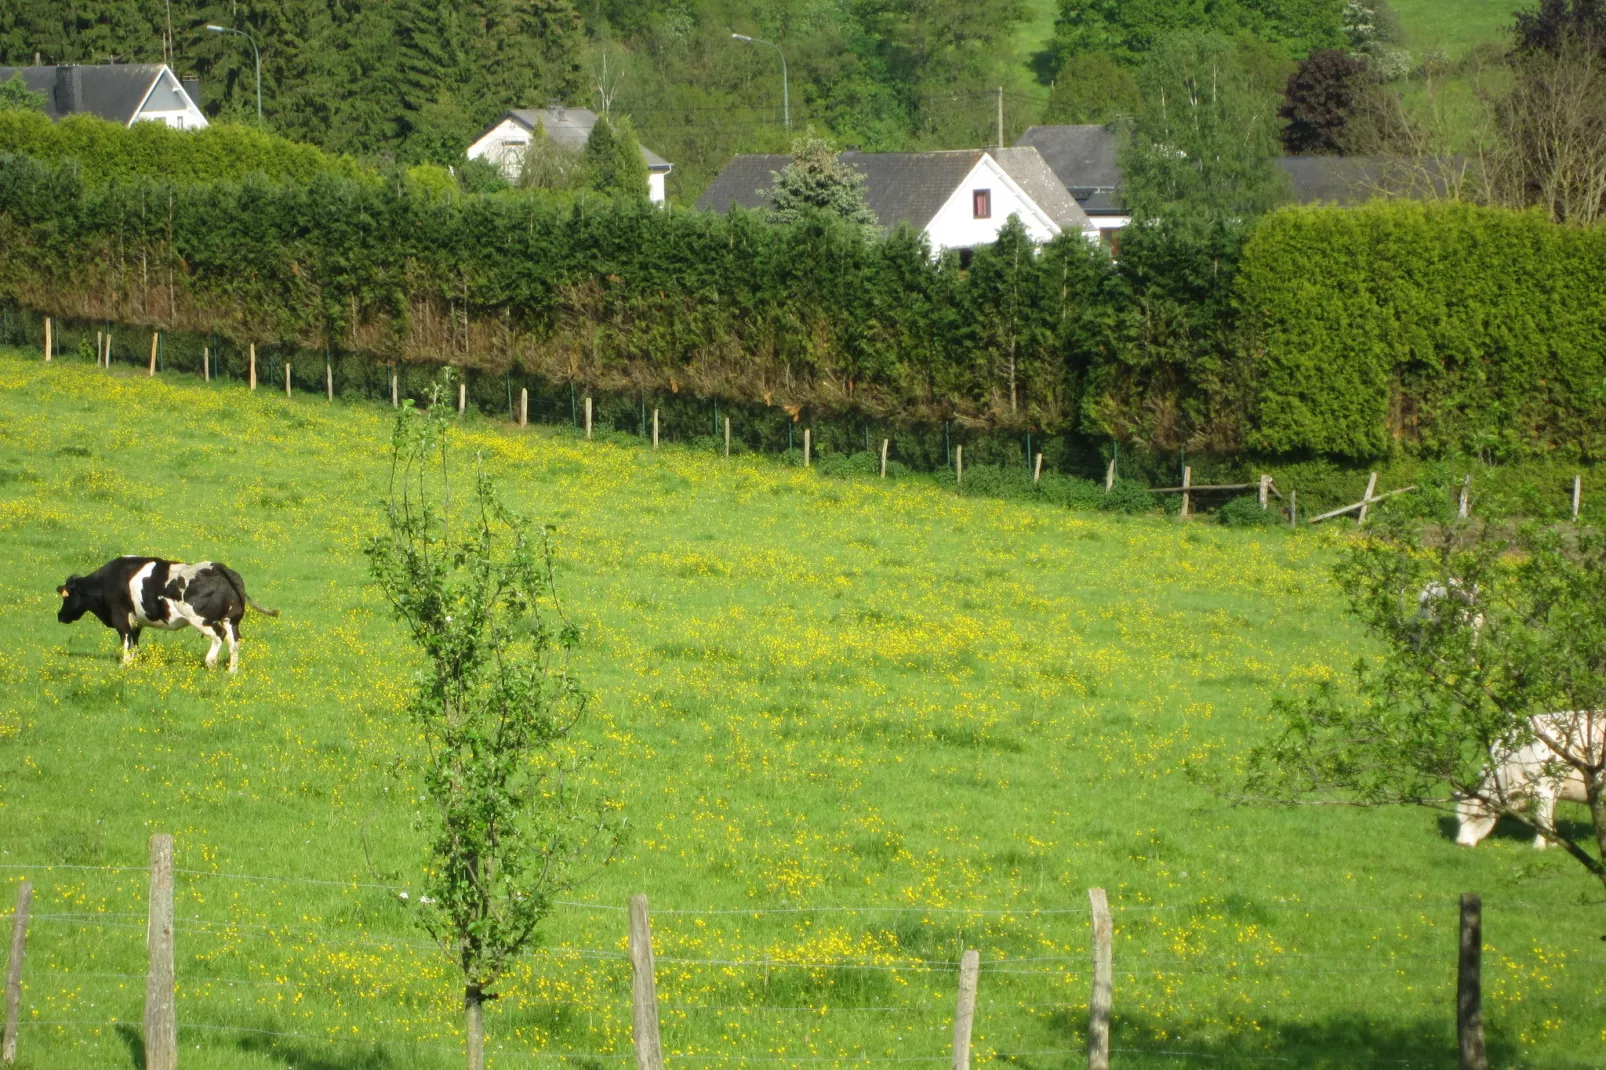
4, 859, 1597, 1070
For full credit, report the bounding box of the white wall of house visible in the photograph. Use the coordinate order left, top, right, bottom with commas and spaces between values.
467, 117, 532, 179
923, 156, 1062, 252
468, 117, 670, 204
131, 68, 207, 129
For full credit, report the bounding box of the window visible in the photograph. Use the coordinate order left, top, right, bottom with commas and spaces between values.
972, 189, 991, 219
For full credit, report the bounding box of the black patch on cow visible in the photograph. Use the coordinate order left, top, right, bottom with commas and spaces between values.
139, 560, 172, 624
162, 573, 188, 601
181, 565, 245, 630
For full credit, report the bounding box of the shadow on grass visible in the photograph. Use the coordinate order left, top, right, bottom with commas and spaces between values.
1435, 812, 1596, 847
113, 1023, 143, 1069
233, 1031, 399, 1070
1014, 1009, 1522, 1069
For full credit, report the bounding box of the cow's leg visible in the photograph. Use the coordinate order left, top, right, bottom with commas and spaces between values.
119, 629, 134, 666
1532, 784, 1560, 849
203, 622, 225, 669
225, 618, 241, 674
1455, 793, 1498, 847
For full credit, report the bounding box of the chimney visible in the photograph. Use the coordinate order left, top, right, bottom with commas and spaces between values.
54, 66, 81, 116
181, 76, 201, 110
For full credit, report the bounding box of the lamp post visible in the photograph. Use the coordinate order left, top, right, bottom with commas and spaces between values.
206, 24, 261, 124
730, 33, 788, 134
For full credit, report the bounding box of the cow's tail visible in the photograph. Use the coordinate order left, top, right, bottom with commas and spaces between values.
221, 565, 281, 618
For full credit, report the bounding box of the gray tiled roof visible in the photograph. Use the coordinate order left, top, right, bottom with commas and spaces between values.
697, 150, 1001, 232
483, 107, 672, 171
1015, 124, 1122, 195
0, 64, 166, 125
993, 147, 1093, 231
1015, 124, 1456, 213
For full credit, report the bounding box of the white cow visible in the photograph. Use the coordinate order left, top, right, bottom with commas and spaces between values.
1455, 712, 1600, 849
1418, 579, 1483, 638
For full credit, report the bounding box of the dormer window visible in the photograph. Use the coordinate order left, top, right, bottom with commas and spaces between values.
973, 189, 991, 219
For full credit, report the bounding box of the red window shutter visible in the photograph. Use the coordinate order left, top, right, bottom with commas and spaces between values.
973, 189, 991, 219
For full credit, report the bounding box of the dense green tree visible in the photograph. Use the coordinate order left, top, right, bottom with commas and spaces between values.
1042, 52, 1142, 123
1050, 0, 1345, 69
765, 131, 877, 229
587, 114, 648, 198
1121, 32, 1290, 226
0, 73, 45, 111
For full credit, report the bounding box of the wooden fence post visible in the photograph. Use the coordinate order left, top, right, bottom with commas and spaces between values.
880, 438, 889, 478
1289, 489, 1297, 529
2, 880, 31, 1064
148, 332, 159, 377
1034, 452, 1044, 484
104, 332, 111, 368
519, 388, 528, 427
1357, 472, 1379, 524
1458, 894, 1487, 1070
391, 368, 399, 408
202, 346, 209, 382
97, 331, 105, 368
1259, 474, 1270, 509
652, 408, 660, 449
725, 416, 732, 458
248, 343, 257, 391
1088, 888, 1112, 1070
628, 895, 664, 1070
1180, 466, 1191, 519
955, 444, 962, 487
803, 428, 812, 468
1572, 475, 1581, 522
144, 833, 177, 1070
1458, 475, 1471, 520
952, 949, 980, 1070
586, 396, 593, 439
1105, 457, 1115, 493
42, 318, 51, 362
284, 362, 293, 398
325, 363, 333, 401
458, 380, 467, 415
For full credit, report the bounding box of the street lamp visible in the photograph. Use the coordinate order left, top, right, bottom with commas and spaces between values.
206, 24, 261, 124
731, 33, 788, 134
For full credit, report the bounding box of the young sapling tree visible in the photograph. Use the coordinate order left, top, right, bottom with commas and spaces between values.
366, 375, 624, 1070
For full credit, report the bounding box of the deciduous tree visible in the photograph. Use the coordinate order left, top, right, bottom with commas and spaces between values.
1280, 48, 1369, 153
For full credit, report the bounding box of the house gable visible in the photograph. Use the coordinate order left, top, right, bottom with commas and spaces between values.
923, 155, 1062, 252
0, 64, 206, 129
466, 108, 672, 202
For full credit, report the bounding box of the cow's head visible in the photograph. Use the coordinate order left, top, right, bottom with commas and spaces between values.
56, 576, 89, 623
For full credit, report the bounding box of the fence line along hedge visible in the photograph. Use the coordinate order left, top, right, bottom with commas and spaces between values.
4, 147, 1606, 461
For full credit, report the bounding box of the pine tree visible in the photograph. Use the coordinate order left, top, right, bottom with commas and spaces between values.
766, 130, 877, 228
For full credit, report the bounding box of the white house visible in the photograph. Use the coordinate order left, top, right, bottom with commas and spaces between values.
467, 106, 673, 204
0, 63, 206, 129
693, 147, 1095, 254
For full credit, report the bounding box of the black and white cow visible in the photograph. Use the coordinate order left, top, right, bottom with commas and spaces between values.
57, 556, 279, 672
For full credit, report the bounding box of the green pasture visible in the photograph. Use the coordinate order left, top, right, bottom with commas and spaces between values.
0, 350, 1599, 1069
1391, 0, 1516, 55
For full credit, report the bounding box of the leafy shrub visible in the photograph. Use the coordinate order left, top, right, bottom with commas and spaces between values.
817, 450, 879, 477
1038, 473, 1107, 511
1101, 479, 1158, 514
1216, 495, 1280, 527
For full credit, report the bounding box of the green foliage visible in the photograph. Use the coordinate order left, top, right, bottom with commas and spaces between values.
1042, 52, 1142, 122
1236, 200, 1606, 459
1102, 477, 1159, 513
0, 110, 370, 185
1121, 32, 1291, 227
365, 374, 623, 1057
1279, 48, 1371, 153
0, 73, 45, 112
1050, 0, 1346, 69
516, 125, 584, 191
584, 115, 648, 199
455, 155, 511, 194
1241, 513, 1606, 897
765, 131, 877, 229
1215, 494, 1280, 526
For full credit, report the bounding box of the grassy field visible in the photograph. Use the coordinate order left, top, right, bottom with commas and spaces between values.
1391, 0, 1516, 55
0, 350, 1601, 1070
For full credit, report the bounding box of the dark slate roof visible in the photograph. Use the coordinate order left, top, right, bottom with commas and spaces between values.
0, 64, 166, 125
475, 107, 672, 171
1015, 124, 1121, 195
1014, 124, 1457, 214
993, 147, 1093, 231
696, 150, 991, 231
